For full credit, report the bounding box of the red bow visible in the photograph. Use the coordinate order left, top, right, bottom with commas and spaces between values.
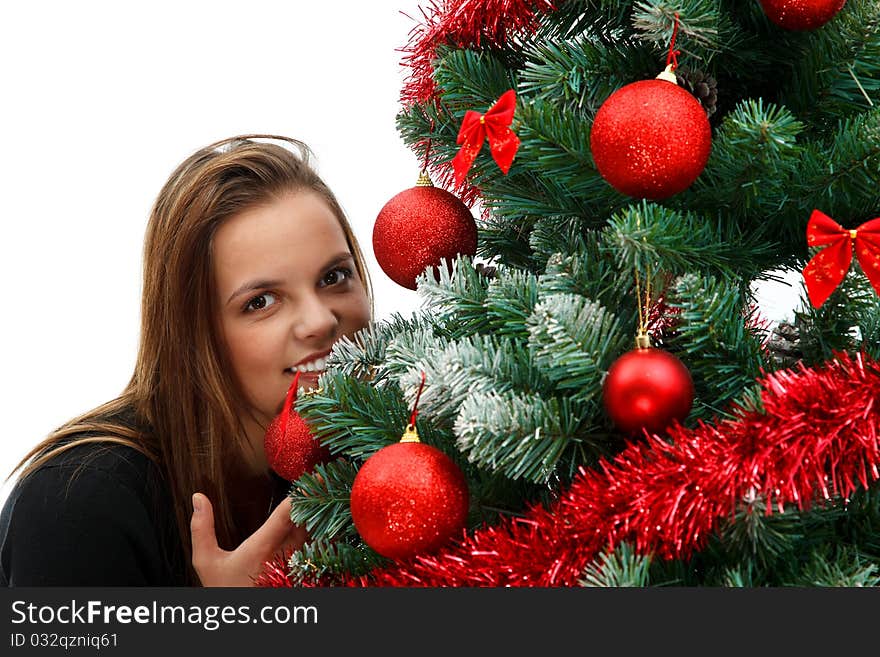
452, 89, 520, 187
802, 209, 880, 308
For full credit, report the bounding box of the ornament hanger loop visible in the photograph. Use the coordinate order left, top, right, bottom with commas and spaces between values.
421, 131, 433, 177
666, 12, 681, 71
847, 64, 874, 107
656, 12, 681, 83
400, 371, 428, 443
409, 370, 427, 427
633, 214, 653, 349
278, 370, 302, 458
419, 108, 436, 177
634, 265, 653, 349
401, 423, 421, 443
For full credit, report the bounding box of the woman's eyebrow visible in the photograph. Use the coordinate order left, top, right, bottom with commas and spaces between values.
321, 252, 355, 270
227, 279, 284, 305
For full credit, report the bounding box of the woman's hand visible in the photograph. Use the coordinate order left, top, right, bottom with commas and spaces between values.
190, 492, 308, 587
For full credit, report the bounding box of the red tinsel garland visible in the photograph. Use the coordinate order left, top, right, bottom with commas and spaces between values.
256, 352, 880, 587
398, 0, 556, 209
399, 0, 557, 107
253, 550, 295, 588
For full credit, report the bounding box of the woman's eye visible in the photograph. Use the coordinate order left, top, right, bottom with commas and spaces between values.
244, 292, 278, 312
320, 267, 353, 288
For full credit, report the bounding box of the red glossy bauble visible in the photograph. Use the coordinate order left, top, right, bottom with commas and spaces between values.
372, 177, 478, 290
350, 441, 469, 560
602, 347, 694, 435
759, 0, 846, 31
590, 79, 712, 200
264, 407, 331, 482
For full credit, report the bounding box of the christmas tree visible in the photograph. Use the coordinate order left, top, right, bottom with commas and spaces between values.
259, 0, 880, 587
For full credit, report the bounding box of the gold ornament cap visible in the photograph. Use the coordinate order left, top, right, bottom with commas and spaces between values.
400, 423, 421, 443
416, 171, 434, 187
635, 331, 652, 349
655, 64, 677, 84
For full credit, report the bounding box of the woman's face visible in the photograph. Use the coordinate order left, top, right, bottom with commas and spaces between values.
213, 189, 371, 448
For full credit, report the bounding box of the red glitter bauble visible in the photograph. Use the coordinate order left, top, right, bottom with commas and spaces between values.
264, 407, 331, 482
759, 0, 846, 30
590, 79, 712, 200
602, 346, 694, 435
372, 177, 478, 290
350, 441, 469, 560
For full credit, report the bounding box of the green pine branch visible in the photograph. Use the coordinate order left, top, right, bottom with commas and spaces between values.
579, 543, 654, 587
691, 98, 804, 231
413, 256, 492, 339
285, 539, 387, 586
790, 547, 880, 586
782, 0, 880, 128
296, 371, 447, 461
603, 200, 767, 280
632, 0, 723, 63
393, 334, 526, 427
794, 268, 878, 364
477, 213, 541, 271
287, 459, 360, 542
454, 388, 612, 483
527, 292, 629, 404
536, 226, 637, 318
665, 272, 767, 420
519, 32, 658, 116
791, 108, 880, 222
432, 46, 518, 110
327, 312, 438, 385
485, 267, 542, 338
528, 0, 635, 44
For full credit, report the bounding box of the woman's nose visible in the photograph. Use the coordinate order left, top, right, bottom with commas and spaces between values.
291, 295, 339, 341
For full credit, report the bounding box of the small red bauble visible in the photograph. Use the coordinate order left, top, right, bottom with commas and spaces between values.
759, 0, 846, 31
590, 78, 712, 200
602, 346, 694, 435
372, 174, 478, 290
350, 432, 469, 560
264, 377, 331, 482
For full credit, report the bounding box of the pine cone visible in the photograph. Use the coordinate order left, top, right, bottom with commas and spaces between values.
676, 67, 718, 117
475, 262, 497, 280
766, 320, 803, 369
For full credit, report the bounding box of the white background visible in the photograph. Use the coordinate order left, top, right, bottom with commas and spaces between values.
0, 1, 802, 508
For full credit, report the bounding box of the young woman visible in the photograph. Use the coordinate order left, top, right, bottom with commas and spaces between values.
0, 135, 373, 586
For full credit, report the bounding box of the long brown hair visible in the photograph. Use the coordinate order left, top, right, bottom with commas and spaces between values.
9, 135, 373, 584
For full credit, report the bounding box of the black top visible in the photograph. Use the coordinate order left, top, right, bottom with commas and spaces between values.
2, 406, 293, 587
0, 437, 188, 586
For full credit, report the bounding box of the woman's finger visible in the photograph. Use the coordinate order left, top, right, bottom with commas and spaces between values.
239, 497, 297, 557
239, 497, 296, 554
280, 523, 310, 554
190, 492, 221, 571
